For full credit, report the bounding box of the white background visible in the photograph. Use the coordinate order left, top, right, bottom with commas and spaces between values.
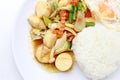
0, 0, 24, 80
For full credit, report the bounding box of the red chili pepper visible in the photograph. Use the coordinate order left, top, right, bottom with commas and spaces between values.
85, 8, 92, 17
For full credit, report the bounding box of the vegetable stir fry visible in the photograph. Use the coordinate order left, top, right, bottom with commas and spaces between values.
28, 0, 95, 72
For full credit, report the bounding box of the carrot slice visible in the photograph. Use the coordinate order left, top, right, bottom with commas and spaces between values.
53, 28, 65, 38
53, 29, 59, 34
68, 0, 79, 6
60, 10, 69, 23
73, 0, 79, 6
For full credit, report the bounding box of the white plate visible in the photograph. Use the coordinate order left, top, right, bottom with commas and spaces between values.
12, 0, 120, 80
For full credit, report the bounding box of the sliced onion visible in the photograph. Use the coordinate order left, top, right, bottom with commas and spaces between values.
74, 11, 86, 32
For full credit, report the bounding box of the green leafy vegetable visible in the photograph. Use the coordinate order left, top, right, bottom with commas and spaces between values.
43, 16, 52, 26
73, 7, 77, 20
68, 5, 78, 23
68, 12, 73, 23
78, 2, 85, 12
86, 22, 95, 27
66, 41, 72, 48
53, 1, 58, 10
71, 5, 75, 12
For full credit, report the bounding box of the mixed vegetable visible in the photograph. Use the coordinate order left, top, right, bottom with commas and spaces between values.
28, 0, 95, 72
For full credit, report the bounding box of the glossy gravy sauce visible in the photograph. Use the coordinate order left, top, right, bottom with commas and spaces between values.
32, 39, 75, 73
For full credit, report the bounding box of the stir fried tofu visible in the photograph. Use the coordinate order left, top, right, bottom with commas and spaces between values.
55, 53, 73, 71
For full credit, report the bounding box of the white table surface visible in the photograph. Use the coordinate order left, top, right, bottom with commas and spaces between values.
0, 0, 25, 80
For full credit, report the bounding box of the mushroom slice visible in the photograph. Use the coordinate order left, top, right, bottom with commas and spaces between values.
30, 29, 42, 40
30, 29, 46, 40
28, 14, 46, 30
74, 11, 86, 32
28, 14, 40, 28
54, 32, 67, 50
43, 30, 57, 48
49, 47, 56, 63
64, 27, 77, 36
48, 32, 67, 63
35, 1, 52, 18
50, 9, 59, 18
48, 23, 61, 30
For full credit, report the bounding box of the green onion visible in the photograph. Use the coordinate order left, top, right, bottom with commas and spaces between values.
68, 12, 73, 23
68, 5, 74, 23
66, 40, 72, 48
53, 1, 58, 10
68, 5, 78, 23
73, 7, 77, 20
71, 5, 75, 13
86, 22, 95, 27
78, 2, 85, 12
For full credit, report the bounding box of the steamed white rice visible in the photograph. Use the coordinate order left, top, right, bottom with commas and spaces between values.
72, 24, 120, 80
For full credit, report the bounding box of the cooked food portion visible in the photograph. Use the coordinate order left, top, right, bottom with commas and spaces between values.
28, 0, 96, 72
28, 0, 120, 78
72, 23, 120, 80
84, 0, 120, 31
